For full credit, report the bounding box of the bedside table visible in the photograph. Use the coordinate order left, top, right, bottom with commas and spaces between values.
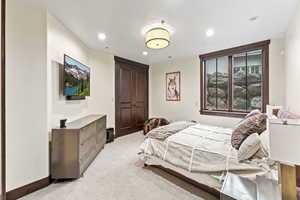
221, 173, 281, 200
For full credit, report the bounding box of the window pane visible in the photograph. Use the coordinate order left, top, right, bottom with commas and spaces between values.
217, 57, 229, 110
247, 50, 262, 111
205, 59, 217, 110
232, 53, 247, 111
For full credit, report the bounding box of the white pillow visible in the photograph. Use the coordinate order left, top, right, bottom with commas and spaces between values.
238, 133, 267, 162
260, 130, 270, 152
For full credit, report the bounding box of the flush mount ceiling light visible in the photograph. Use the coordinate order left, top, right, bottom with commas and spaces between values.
142, 51, 148, 56
144, 20, 171, 50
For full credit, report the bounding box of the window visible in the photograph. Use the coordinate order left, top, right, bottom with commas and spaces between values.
199, 40, 270, 118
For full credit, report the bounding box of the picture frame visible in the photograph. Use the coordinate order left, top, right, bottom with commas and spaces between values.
166, 71, 181, 101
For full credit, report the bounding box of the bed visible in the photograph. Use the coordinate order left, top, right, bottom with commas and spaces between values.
139, 122, 278, 196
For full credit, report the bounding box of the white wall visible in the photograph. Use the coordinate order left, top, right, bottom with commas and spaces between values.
88, 50, 115, 127
150, 39, 285, 128
6, 1, 48, 191
5, 10, 116, 191
47, 14, 115, 130
285, 3, 300, 113
47, 13, 89, 130
269, 38, 286, 107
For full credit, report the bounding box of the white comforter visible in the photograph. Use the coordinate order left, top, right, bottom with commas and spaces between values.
139, 123, 277, 187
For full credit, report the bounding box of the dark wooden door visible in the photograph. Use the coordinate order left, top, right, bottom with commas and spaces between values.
115, 57, 149, 137
133, 70, 148, 129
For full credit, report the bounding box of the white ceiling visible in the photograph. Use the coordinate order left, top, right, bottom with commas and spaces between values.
45, 0, 298, 64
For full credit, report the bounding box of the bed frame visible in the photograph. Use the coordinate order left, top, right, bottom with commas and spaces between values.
143, 163, 221, 198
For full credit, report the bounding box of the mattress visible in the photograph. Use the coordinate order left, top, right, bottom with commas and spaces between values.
139, 123, 278, 190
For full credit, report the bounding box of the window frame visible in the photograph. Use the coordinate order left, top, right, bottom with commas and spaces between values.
199, 40, 270, 118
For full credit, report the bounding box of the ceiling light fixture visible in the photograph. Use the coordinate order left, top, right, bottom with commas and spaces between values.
98, 33, 106, 40
145, 20, 170, 50
142, 51, 148, 56
206, 29, 215, 37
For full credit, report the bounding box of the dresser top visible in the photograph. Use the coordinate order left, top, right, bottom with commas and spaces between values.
53, 115, 106, 130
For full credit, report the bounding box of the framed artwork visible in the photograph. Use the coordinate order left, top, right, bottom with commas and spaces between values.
166, 71, 181, 101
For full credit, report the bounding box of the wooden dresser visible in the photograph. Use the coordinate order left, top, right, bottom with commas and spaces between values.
51, 115, 106, 179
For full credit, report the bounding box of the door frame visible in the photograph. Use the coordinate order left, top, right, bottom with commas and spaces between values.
1, 0, 6, 199
114, 56, 149, 138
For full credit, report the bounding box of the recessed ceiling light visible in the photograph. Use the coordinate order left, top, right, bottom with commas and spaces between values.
98, 33, 106, 40
206, 29, 215, 37
142, 51, 148, 56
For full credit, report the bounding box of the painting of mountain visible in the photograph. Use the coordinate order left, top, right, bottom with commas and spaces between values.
64, 55, 90, 97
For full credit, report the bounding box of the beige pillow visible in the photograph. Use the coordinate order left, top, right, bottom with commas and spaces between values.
238, 133, 268, 162
259, 130, 270, 152
255, 145, 269, 159
245, 109, 261, 119
238, 133, 261, 161
231, 113, 267, 150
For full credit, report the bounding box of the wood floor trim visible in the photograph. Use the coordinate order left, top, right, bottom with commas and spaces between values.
6, 177, 51, 200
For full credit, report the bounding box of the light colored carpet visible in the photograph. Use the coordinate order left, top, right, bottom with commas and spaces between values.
21, 132, 218, 200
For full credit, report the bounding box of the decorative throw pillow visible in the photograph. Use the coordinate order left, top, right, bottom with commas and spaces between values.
254, 144, 269, 159
238, 133, 268, 162
146, 121, 196, 140
277, 109, 300, 119
259, 130, 270, 152
245, 109, 261, 119
143, 118, 169, 135
231, 113, 267, 150
238, 133, 261, 161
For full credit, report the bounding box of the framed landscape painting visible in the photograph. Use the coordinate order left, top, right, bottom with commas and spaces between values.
166, 71, 180, 101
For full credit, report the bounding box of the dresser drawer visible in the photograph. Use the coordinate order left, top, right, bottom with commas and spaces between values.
79, 136, 96, 159
80, 146, 97, 173
96, 118, 106, 133
96, 129, 105, 143
80, 123, 96, 144
100, 132, 106, 146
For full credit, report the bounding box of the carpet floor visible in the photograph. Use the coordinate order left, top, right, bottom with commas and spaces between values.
21, 132, 218, 200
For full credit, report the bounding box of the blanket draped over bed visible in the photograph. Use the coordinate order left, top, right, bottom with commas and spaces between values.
139, 123, 277, 190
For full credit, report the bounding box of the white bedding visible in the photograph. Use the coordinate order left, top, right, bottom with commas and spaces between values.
139, 123, 277, 190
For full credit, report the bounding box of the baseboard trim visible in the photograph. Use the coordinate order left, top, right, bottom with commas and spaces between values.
6, 176, 51, 200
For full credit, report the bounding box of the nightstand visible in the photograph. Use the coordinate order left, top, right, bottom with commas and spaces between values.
221, 173, 281, 200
